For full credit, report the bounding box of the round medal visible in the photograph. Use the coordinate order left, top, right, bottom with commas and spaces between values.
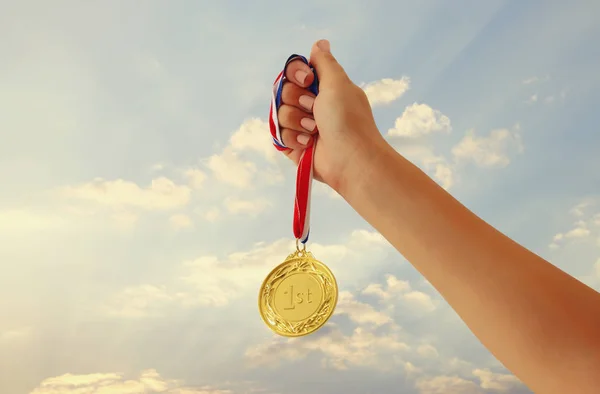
258, 246, 338, 337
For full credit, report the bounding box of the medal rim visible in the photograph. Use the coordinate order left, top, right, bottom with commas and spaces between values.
258, 251, 338, 337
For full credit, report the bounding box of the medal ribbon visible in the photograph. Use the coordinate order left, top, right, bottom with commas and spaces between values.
269, 54, 319, 244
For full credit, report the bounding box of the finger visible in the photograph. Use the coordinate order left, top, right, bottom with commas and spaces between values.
281, 128, 314, 151
281, 82, 315, 112
283, 147, 303, 166
285, 59, 315, 88
309, 39, 349, 89
278, 104, 317, 134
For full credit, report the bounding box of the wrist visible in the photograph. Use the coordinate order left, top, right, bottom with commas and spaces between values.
335, 131, 396, 198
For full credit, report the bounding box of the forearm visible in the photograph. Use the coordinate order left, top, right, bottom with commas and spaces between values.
338, 139, 600, 393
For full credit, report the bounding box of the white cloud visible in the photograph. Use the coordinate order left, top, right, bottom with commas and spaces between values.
522, 76, 538, 85
565, 221, 591, 238
525, 94, 538, 104
349, 229, 388, 246
203, 118, 285, 190
105, 253, 249, 316
391, 120, 524, 190
388, 103, 451, 138
0, 209, 67, 232
309, 229, 393, 283
403, 291, 437, 313
206, 208, 220, 221
104, 285, 178, 318
199, 118, 286, 192
229, 118, 276, 162
570, 201, 592, 217
184, 169, 207, 190
363, 274, 437, 314
550, 219, 592, 249
206, 148, 257, 189
548, 202, 600, 290
521, 74, 565, 106
416, 375, 481, 394
151, 163, 165, 172
432, 162, 454, 190
472, 368, 523, 392
522, 75, 550, 85
197, 207, 220, 222
363, 275, 411, 300
452, 126, 523, 168
224, 197, 270, 216
361, 77, 411, 106
111, 210, 139, 230
443, 358, 477, 376
177, 258, 247, 308
255, 166, 285, 185
336, 291, 393, 327
0, 207, 139, 234
29, 369, 233, 394
544, 91, 567, 105
417, 344, 439, 359
245, 324, 409, 371
413, 364, 521, 393
60, 177, 191, 210
169, 214, 193, 229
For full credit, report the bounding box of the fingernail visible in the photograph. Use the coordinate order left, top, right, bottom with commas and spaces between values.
317, 39, 330, 53
295, 70, 308, 85
297, 134, 311, 145
300, 118, 316, 132
299, 95, 315, 111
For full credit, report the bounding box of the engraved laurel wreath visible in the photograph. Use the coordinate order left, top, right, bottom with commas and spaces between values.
261, 251, 337, 336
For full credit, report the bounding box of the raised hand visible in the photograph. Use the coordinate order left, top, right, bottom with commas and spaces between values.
275, 39, 385, 192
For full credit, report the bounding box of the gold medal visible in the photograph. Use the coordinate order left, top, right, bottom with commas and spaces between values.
259, 240, 338, 337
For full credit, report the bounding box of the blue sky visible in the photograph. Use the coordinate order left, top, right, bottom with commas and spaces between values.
1, 1, 599, 393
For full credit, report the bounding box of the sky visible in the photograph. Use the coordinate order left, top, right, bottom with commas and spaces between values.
1, 1, 599, 393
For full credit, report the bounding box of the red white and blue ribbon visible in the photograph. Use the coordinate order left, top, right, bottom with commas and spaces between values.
269, 54, 319, 244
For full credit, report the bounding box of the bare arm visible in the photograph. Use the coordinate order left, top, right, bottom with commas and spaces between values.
277, 40, 600, 392
339, 138, 600, 393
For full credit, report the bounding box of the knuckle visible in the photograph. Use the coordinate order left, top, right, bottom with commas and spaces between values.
281, 128, 296, 146
278, 104, 291, 117
277, 105, 296, 126
281, 83, 297, 103
285, 60, 305, 78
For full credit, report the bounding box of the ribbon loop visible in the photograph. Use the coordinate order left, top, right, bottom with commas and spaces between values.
269, 54, 319, 244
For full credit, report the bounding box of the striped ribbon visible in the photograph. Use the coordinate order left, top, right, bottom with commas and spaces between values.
269, 54, 319, 244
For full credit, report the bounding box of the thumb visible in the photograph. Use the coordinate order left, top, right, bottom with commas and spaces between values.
309, 39, 348, 88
